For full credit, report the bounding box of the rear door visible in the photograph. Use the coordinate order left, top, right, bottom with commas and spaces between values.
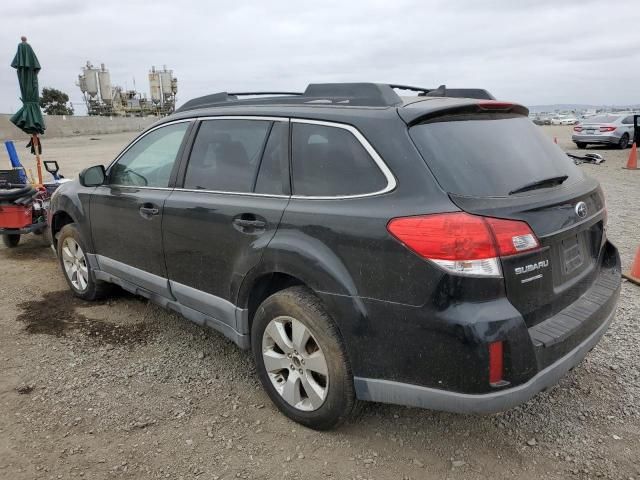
162, 117, 290, 326
91, 121, 191, 296
409, 114, 606, 326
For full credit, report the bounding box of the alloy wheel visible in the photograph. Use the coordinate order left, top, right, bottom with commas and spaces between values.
262, 316, 329, 411
61, 237, 89, 291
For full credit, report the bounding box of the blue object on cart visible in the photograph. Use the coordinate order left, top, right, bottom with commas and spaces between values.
4, 140, 28, 184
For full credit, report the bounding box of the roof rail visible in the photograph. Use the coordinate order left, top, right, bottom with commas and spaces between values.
175, 82, 496, 113
228, 91, 303, 97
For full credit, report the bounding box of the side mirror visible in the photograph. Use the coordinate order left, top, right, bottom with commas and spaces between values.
79, 165, 106, 187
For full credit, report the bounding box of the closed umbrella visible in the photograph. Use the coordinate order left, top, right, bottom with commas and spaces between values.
9, 36, 45, 185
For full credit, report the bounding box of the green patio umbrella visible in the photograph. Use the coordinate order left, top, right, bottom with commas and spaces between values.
10, 36, 45, 184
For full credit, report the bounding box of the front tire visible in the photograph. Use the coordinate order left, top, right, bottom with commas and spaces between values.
251, 286, 356, 430
56, 223, 111, 301
2, 234, 20, 248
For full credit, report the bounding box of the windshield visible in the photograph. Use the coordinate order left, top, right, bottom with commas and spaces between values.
409, 115, 583, 197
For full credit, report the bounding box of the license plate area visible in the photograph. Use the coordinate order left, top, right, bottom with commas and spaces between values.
561, 234, 584, 275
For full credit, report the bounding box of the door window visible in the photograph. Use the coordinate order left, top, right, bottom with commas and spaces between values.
109, 122, 189, 187
184, 119, 271, 192
291, 123, 387, 196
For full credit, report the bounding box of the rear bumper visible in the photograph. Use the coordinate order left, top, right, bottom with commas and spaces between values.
321, 241, 621, 412
572, 133, 620, 144
354, 306, 615, 413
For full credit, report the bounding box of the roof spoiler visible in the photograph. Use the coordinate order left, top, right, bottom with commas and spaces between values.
390, 84, 496, 100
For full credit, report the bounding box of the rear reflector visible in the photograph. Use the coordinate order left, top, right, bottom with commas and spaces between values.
489, 341, 504, 386
387, 212, 540, 277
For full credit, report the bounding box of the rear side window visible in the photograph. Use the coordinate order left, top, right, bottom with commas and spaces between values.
291, 123, 387, 196
410, 116, 583, 198
184, 119, 270, 192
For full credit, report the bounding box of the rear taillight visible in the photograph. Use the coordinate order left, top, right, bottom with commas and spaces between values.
599, 126, 616, 132
386, 212, 540, 277
573, 126, 583, 132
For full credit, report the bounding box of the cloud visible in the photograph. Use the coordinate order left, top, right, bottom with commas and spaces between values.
1, 0, 638, 115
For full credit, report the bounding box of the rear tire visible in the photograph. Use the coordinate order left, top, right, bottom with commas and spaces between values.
618, 133, 629, 149
575, 142, 587, 149
2, 234, 20, 248
251, 286, 356, 430
56, 223, 111, 301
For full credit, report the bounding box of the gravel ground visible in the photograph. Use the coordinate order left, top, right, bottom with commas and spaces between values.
0, 126, 638, 479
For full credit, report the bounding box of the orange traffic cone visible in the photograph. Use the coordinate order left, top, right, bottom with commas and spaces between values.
623, 142, 638, 170
623, 246, 640, 286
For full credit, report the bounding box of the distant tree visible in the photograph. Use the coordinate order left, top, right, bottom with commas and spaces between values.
40, 87, 74, 115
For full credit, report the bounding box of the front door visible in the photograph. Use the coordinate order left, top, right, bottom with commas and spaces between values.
162, 118, 290, 327
90, 121, 191, 296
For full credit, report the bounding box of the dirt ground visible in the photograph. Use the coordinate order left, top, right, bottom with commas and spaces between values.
0, 126, 638, 479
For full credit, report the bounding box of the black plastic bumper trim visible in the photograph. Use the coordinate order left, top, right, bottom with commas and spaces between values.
353, 307, 615, 414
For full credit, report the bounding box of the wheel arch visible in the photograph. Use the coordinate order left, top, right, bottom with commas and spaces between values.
242, 271, 306, 334
50, 210, 76, 248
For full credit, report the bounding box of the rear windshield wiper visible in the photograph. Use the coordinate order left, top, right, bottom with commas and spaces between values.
508, 175, 568, 195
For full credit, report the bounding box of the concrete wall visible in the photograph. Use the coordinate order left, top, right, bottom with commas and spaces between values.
0, 114, 157, 141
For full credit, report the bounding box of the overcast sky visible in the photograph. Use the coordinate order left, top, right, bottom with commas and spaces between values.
1, 0, 639, 114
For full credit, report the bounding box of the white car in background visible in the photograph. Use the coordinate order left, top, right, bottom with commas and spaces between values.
551, 115, 579, 125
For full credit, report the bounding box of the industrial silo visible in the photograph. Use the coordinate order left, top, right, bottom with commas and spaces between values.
149, 66, 162, 104
98, 63, 113, 104
82, 61, 99, 98
160, 67, 173, 96
77, 74, 87, 94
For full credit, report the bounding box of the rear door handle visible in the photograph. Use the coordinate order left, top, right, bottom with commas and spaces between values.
233, 218, 266, 228
232, 214, 267, 233
139, 203, 160, 217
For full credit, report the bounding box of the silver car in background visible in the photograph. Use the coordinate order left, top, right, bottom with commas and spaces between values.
572, 113, 636, 149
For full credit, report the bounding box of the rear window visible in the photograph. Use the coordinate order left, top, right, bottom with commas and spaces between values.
409, 116, 583, 197
586, 115, 619, 123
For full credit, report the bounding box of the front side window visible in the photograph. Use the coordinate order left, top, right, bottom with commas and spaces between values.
184, 119, 271, 192
291, 123, 387, 196
109, 122, 189, 187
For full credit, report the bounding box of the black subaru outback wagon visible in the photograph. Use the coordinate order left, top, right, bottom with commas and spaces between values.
49, 83, 621, 430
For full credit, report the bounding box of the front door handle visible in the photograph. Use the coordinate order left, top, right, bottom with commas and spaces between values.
139, 203, 160, 218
